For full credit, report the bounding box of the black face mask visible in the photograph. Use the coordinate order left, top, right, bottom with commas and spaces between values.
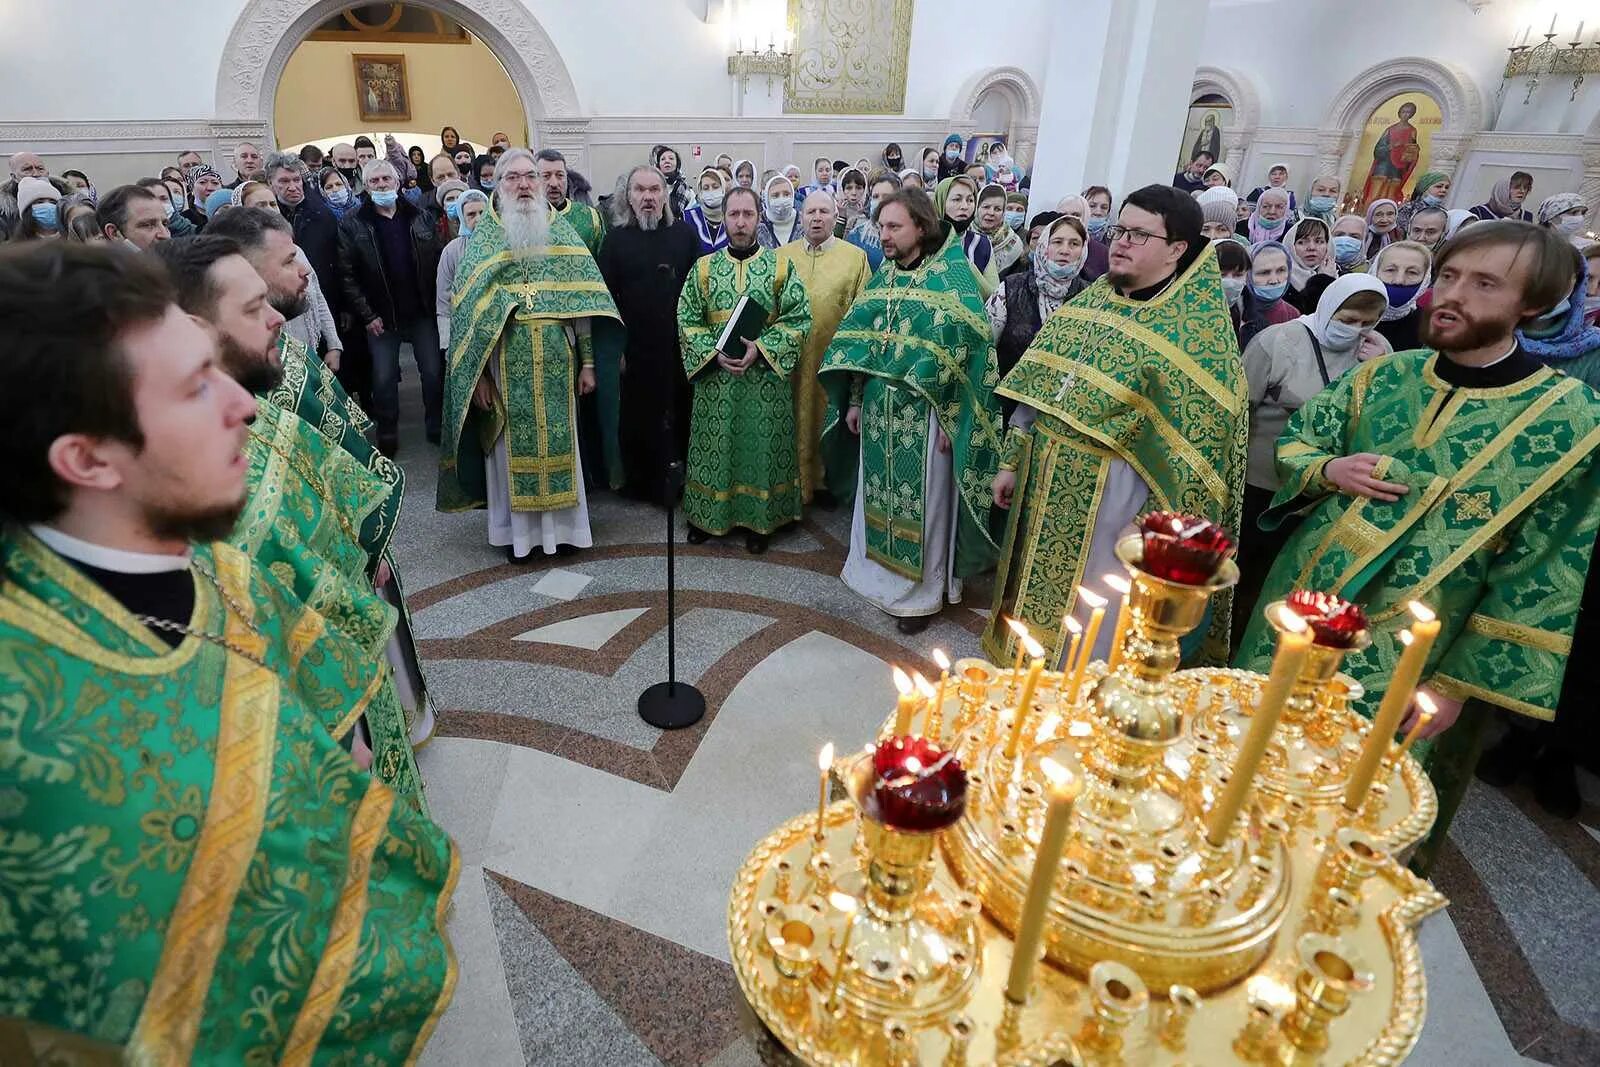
885, 155, 902, 170
338, 165, 359, 181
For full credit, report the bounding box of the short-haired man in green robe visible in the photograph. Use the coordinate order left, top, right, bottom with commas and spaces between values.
819, 188, 1004, 635
151, 236, 425, 801
200, 207, 437, 749
1235, 221, 1600, 869
988, 184, 1248, 667
437, 148, 622, 562
0, 242, 457, 1061
676, 184, 813, 554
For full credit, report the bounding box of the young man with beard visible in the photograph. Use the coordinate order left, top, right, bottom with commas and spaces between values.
151, 236, 428, 797
1235, 221, 1600, 869
202, 207, 435, 749
819, 189, 1002, 634
437, 148, 621, 562
986, 184, 1247, 668
595, 164, 703, 505
676, 184, 812, 554
0, 242, 457, 1060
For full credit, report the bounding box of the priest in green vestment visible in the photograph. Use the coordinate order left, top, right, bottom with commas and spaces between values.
819, 189, 1003, 634
152, 237, 427, 799
0, 242, 457, 1062
438, 149, 621, 562
779, 189, 872, 508
677, 185, 813, 553
988, 185, 1248, 668
1234, 222, 1600, 867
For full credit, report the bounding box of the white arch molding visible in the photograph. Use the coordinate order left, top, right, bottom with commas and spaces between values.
1189, 66, 1262, 169
950, 67, 1044, 170
211, 0, 586, 164
1318, 56, 1486, 185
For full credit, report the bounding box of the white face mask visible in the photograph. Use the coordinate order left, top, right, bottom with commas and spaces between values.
1556, 212, 1588, 234
1322, 319, 1365, 351
768, 197, 795, 221
1221, 275, 1246, 307
701, 189, 725, 210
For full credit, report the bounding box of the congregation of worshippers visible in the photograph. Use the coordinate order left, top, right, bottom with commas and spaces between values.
2, 118, 1599, 1055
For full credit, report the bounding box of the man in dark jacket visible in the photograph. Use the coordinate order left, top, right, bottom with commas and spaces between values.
336, 159, 442, 454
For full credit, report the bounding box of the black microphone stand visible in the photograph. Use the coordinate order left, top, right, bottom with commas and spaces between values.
637, 448, 704, 728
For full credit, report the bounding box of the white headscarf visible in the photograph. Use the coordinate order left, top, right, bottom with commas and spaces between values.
1309, 272, 1386, 347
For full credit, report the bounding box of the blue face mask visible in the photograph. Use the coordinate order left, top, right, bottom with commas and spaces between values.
165, 201, 181, 220
1004, 209, 1025, 229
1038, 251, 1084, 281
369, 190, 399, 208
480, 178, 496, 192
1384, 281, 1422, 308
1085, 215, 1108, 237
1308, 195, 1337, 214
1422, 194, 1445, 207
446, 200, 461, 221
1332, 235, 1362, 265
1525, 296, 1571, 338
1323, 320, 1365, 351
328, 187, 351, 206
30, 202, 58, 230
461, 217, 476, 238
1255, 214, 1286, 231
1251, 279, 1288, 303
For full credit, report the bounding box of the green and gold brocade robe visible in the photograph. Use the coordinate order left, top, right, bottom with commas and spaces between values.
986, 247, 1248, 667
553, 199, 607, 256
438, 209, 621, 515
236, 400, 422, 800
1236, 351, 1600, 720
818, 228, 1003, 580
554, 200, 628, 491
677, 247, 813, 535
0, 535, 457, 1064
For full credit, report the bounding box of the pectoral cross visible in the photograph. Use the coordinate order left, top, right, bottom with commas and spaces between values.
1054, 372, 1077, 405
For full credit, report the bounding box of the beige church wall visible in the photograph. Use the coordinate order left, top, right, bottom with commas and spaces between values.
273, 36, 525, 153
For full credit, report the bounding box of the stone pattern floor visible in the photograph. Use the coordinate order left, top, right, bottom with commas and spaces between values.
382, 385, 1596, 1066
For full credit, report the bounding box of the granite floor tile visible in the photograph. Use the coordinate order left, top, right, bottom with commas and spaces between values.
416, 736, 512, 866
516, 607, 649, 649
418, 866, 523, 1067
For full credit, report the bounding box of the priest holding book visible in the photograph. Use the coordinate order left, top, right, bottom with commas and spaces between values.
677, 185, 812, 553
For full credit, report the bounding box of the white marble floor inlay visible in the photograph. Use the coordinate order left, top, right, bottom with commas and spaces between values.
514, 607, 649, 650
531, 568, 596, 601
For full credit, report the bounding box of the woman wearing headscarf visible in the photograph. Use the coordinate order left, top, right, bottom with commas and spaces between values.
318, 166, 358, 221
1395, 170, 1450, 233
1240, 187, 1293, 246
470, 154, 497, 195
934, 175, 1000, 295
653, 145, 694, 216
1362, 198, 1400, 260
435, 189, 490, 350
1370, 239, 1433, 351
919, 147, 940, 185
1444, 209, 1474, 240
1051, 193, 1110, 281
1329, 213, 1369, 275
1536, 192, 1592, 248
975, 183, 1025, 275
900, 169, 925, 191
1201, 161, 1234, 188
1304, 175, 1342, 224
987, 215, 1092, 419
1236, 241, 1300, 350
733, 159, 756, 189
1518, 244, 1600, 386
408, 146, 433, 195
184, 164, 222, 229
881, 142, 904, 174
433, 178, 468, 242
1246, 163, 1297, 212
1285, 217, 1336, 314
1468, 173, 1535, 222
756, 173, 799, 248
937, 134, 966, 180
683, 167, 731, 255
1235, 273, 1391, 639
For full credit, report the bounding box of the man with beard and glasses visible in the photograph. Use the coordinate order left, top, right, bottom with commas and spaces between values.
677, 184, 812, 554
1235, 221, 1600, 871
595, 164, 702, 505
0, 242, 458, 1061
202, 208, 435, 750
819, 189, 1002, 634
151, 236, 428, 799
438, 148, 621, 562
986, 184, 1246, 669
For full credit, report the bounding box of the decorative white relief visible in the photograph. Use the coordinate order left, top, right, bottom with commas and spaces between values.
1322, 56, 1485, 136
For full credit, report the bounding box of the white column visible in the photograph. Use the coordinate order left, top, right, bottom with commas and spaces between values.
1026, 0, 1211, 211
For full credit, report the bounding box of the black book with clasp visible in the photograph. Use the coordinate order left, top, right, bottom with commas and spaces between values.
714, 293, 771, 356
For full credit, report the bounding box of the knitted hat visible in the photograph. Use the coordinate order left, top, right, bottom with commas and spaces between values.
203, 188, 234, 218
1196, 185, 1239, 229
16, 176, 60, 214
434, 178, 467, 208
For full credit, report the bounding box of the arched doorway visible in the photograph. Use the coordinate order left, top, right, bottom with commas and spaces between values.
950, 67, 1043, 170
274, 4, 526, 164
1186, 66, 1262, 171
212, 0, 583, 168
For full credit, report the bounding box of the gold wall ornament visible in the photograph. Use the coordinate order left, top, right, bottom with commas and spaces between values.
783, 0, 915, 115
729, 519, 1449, 1064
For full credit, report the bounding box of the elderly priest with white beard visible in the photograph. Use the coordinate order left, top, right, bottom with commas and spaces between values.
437, 148, 621, 561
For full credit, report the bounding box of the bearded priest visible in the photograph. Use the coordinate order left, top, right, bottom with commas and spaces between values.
438, 148, 621, 562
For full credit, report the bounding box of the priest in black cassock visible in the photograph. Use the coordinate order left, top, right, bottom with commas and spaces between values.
596, 164, 703, 504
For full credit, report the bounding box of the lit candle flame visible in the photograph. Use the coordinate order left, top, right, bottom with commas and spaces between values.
932, 648, 951, 671
1035, 712, 1062, 742
1415, 691, 1437, 717
892, 665, 912, 694
1407, 601, 1436, 625
1005, 616, 1030, 639
1398, 630, 1414, 648
1066, 616, 1083, 635
1103, 573, 1131, 596
1039, 756, 1084, 799
913, 671, 934, 697
818, 741, 834, 771
1022, 633, 1045, 658
1272, 604, 1309, 633
1079, 587, 1108, 610
828, 890, 858, 914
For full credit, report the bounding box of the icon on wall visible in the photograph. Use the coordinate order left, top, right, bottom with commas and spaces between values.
1349, 91, 1442, 210
353, 53, 411, 123
1176, 100, 1230, 171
